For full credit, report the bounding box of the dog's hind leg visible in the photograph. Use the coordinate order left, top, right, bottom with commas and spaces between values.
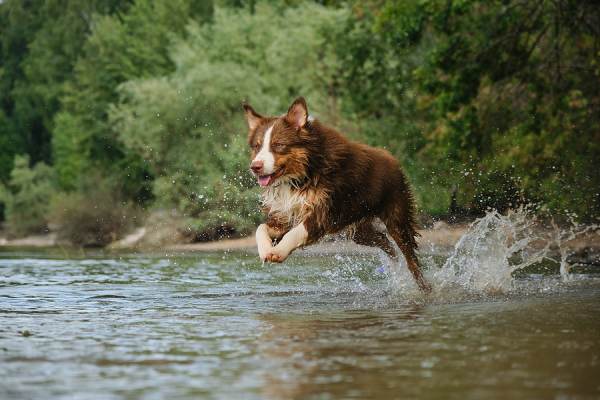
352, 219, 397, 259
382, 215, 432, 293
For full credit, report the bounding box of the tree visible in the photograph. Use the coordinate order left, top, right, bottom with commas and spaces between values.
0, 0, 128, 180
0, 155, 56, 237
339, 0, 600, 219
110, 2, 348, 236
52, 0, 213, 198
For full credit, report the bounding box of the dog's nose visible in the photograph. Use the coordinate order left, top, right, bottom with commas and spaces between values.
250, 160, 264, 173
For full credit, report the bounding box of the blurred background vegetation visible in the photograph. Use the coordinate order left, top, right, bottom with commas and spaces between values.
0, 0, 598, 246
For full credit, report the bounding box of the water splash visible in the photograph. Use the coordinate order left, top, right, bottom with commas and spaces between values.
313, 208, 597, 304
548, 216, 598, 279
429, 208, 597, 295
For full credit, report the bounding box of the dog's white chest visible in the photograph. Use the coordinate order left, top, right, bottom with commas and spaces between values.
262, 183, 308, 225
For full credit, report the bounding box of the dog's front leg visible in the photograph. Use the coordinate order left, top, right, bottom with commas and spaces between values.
265, 222, 308, 263
256, 224, 274, 261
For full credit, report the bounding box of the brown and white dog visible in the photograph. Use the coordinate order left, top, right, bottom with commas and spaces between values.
243, 97, 431, 292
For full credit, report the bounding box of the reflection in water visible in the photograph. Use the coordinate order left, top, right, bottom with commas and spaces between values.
259, 307, 424, 400
256, 295, 600, 400
0, 214, 599, 400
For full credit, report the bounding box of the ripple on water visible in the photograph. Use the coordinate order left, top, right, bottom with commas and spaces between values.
1, 210, 599, 399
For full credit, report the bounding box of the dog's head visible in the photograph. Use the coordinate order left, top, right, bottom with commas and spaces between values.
243, 97, 312, 187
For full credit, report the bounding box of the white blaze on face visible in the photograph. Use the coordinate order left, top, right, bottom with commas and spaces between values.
253, 124, 275, 174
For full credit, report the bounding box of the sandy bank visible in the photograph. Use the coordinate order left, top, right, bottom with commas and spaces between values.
2, 222, 598, 266
163, 224, 468, 255
0, 223, 468, 253
0, 233, 57, 247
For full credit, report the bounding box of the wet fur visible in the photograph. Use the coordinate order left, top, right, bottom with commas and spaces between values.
245, 98, 430, 291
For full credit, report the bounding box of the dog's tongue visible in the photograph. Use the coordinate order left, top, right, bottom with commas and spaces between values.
258, 175, 272, 187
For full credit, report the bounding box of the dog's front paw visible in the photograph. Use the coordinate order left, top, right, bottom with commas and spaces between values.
258, 243, 273, 262
265, 247, 289, 263
258, 247, 273, 262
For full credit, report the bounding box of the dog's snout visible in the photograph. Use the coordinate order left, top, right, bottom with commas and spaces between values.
250, 160, 264, 173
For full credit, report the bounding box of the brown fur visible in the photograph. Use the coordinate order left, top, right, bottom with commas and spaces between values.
244, 98, 431, 292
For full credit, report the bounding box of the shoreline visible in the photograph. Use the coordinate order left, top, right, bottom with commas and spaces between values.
2, 223, 598, 266
0, 224, 468, 254
163, 224, 468, 255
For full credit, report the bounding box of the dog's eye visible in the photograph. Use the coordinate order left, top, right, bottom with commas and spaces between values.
252, 142, 261, 151
272, 143, 286, 152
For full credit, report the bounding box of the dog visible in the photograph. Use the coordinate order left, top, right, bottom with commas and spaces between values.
243, 97, 431, 292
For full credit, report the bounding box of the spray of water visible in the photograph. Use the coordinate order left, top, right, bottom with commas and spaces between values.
385, 207, 598, 298
434, 209, 545, 292
316, 207, 598, 305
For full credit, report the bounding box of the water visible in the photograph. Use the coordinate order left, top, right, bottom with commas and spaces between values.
1, 211, 599, 399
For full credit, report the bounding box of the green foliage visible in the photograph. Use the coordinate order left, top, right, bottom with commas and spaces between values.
339, 0, 600, 220
50, 176, 141, 247
0, 0, 43, 179
179, 194, 261, 242
51, 112, 90, 189
1, 0, 599, 245
0, 0, 128, 178
0, 155, 56, 237
53, 0, 213, 192
110, 2, 348, 232
0, 109, 23, 184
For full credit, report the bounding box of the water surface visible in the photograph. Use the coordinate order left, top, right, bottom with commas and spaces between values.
1, 246, 599, 399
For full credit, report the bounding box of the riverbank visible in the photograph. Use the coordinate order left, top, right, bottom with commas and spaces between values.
0, 222, 468, 253
162, 222, 468, 255
0, 233, 57, 248
2, 220, 599, 266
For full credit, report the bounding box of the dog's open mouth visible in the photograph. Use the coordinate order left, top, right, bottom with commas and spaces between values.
256, 174, 275, 186
256, 169, 283, 187
257, 174, 274, 187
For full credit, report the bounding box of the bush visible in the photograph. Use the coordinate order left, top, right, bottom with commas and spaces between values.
175, 180, 262, 242
50, 179, 141, 247
109, 2, 348, 234
0, 155, 56, 237
179, 211, 253, 242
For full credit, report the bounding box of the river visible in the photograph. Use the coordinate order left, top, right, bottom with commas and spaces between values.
1, 243, 599, 399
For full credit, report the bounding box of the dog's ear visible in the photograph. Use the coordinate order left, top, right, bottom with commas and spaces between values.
285, 97, 308, 130
242, 103, 263, 131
